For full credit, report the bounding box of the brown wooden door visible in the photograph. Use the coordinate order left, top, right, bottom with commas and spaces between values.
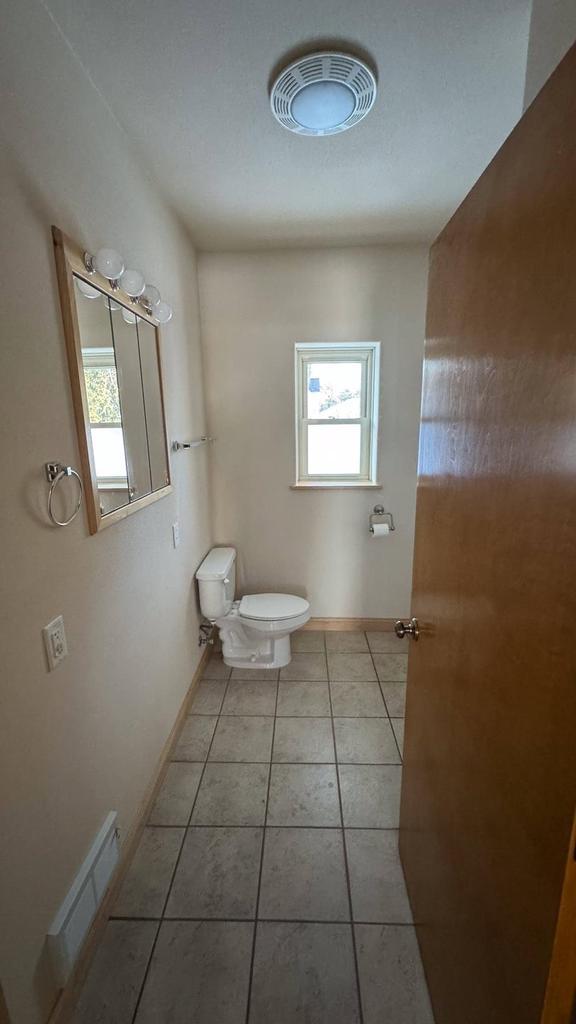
400, 43, 576, 1024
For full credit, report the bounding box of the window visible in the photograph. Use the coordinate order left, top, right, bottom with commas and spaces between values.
294, 342, 380, 485
83, 347, 128, 487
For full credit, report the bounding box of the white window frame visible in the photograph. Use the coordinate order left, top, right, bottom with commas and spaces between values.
294, 342, 380, 486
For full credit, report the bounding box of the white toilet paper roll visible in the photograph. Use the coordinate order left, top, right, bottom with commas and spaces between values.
371, 523, 390, 537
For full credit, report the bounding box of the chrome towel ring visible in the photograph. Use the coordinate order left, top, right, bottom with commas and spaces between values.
45, 462, 83, 527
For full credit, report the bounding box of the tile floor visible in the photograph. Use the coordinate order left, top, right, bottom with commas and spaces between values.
72, 630, 434, 1024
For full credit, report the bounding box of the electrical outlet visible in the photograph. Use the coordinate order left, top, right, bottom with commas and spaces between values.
43, 615, 68, 671
172, 521, 180, 549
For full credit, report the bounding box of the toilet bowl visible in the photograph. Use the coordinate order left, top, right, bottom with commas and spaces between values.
195, 547, 310, 668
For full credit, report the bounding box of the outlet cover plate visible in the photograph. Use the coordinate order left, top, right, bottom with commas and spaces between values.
43, 615, 68, 671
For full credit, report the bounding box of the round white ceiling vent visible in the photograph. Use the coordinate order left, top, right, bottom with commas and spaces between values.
270, 51, 377, 136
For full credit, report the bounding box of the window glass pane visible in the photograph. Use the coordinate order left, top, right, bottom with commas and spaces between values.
91, 426, 127, 479
308, 423, 362, 475
306, 361, 362, 419
84, 365, 122, 424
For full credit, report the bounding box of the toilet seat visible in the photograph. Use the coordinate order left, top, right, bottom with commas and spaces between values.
239, 593, 309, 622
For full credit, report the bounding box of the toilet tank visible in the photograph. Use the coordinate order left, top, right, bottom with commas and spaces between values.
196, 547, 236, 620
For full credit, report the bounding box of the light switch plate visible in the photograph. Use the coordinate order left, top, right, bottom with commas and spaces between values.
172, 522, 180, 548
43, 615, 68, 671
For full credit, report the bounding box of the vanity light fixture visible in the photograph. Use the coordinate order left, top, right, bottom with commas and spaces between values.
154, 301, 173, 324
83, 247, 125, 282
76, 279, 101, 300
119, 267, 146, 298
81, 243, 174, 323
142, 283, 161, 309
270, 51, 377, 136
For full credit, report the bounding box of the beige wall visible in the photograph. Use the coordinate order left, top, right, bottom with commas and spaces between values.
0, 3, 211, 1021
198, 246, 428, 618
523, 0, 576, 107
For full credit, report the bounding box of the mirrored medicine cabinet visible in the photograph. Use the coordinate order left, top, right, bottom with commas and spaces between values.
52, 227, 171, 534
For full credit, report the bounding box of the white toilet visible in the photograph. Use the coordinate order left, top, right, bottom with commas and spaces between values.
196, 546, 310, 668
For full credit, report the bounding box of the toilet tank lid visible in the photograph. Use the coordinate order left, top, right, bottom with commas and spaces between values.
196, 547, 236, 581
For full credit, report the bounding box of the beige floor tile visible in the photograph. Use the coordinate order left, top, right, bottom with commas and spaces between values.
338, 765, 402, 828
259, 828, 349, 921
249, 922, 360, 1024
366, 632, 409, 653
329, 679, 386, 717
291, 630, 325, 653
173, 716, 217, 761
202, 654, 232, 680
392, 718, 405, 754
189, 679, 228, 714
346, 830, 412, 922
148, 763, 203, 826
276, 680, 331, 717
355, 924, 435, 1024
112, 828, 183, 918
381, 681, 407, 717
272, 717, 334, 763
327, 653, 377, 682
279, 653, 328, 681
71, 920, 157, 1024
267, 764, 341, 827
191, 763, 269, 826
334, 718, 400, 764
373, 653, 408, 681
325, 631, 369, 653
165, 827, 262, 919
136, 920, 253, 1024
230, 667, 279, 681
221, 678, 277, 715
209, 716, 274, 762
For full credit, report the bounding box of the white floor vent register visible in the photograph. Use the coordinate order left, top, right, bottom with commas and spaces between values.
47, 811, 119, 985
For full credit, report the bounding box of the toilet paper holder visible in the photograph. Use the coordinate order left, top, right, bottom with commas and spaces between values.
369, 504, 395, 533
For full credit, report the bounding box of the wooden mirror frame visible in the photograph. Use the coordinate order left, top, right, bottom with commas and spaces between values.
52, 226, 172, 534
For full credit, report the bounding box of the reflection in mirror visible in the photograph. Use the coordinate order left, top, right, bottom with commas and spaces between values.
110, 311, 152, 503
137, 318, 169, 491
74, 277, 129, 515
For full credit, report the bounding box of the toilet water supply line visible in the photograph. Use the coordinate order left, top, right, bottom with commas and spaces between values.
199, 621, 215, 646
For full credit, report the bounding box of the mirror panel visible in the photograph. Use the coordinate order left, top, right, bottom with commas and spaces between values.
137, 318, 170, 492
75, 278, 130, 515
110, 311, 152, 503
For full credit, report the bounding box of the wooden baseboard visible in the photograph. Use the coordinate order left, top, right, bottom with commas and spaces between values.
47, 646, 211, 1024
303, 617, 400, 631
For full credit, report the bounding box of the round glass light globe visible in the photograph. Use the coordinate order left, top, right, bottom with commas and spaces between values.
76, 278, 101, 300
104, 297, 120, 312
291, 81, 355, 130
120, 268, 145, 298
155, 301, 173, 324
94, 247, 125, 280
122, 308, 138, 324
142, 284, 161, 308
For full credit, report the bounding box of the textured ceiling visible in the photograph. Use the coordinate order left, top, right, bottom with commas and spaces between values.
44, 0, 531, 249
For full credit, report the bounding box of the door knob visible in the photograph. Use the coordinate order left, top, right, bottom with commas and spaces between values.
394, 617, 419, 640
